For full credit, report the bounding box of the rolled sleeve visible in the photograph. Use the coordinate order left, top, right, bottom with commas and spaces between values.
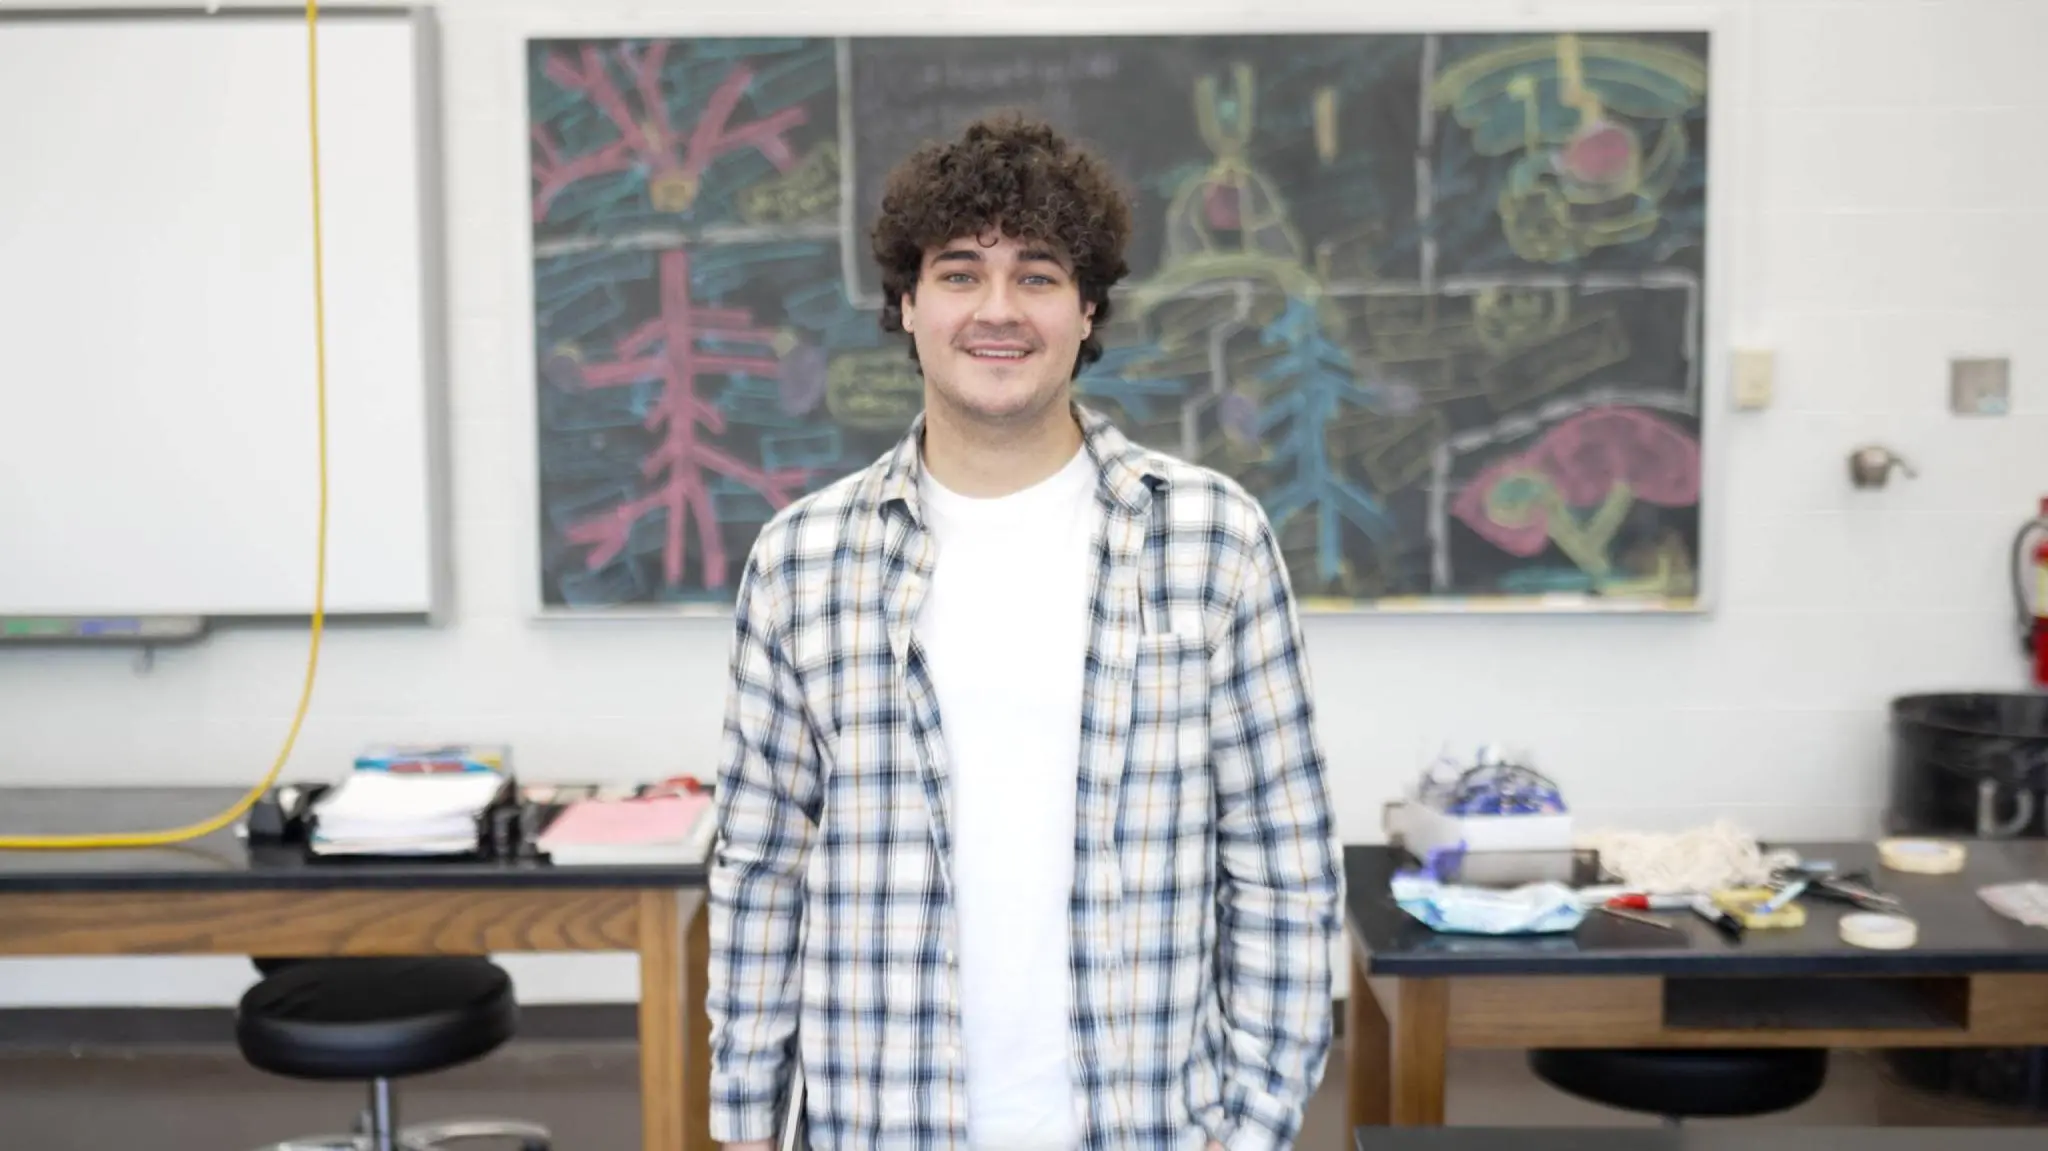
1205, 512, 1344, 1150
707, 552, 819, 1143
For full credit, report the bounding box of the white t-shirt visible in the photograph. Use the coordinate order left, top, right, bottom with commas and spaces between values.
916, 444, 1099, 1151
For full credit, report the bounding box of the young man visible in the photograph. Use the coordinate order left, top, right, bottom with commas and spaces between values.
708, 114, 1342, 1151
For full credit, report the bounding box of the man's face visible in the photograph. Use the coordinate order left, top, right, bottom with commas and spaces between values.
901, 230, 1094, 428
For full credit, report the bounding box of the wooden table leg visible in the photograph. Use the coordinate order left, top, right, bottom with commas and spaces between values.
1392, 978, 1449, 1126
683, 891, 713, 1150
639, 889, 699, 1151
1347, 935, 1390, 1129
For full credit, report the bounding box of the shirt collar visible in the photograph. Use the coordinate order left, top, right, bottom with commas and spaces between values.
874, 401, 1163, 525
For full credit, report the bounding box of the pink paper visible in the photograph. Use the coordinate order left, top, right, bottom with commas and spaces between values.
539, 794, 710, 847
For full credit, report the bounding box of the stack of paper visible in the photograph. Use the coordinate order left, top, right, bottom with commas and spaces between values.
1981, 881, 2048, 928
536, 793, 714, 865
309, 770, 507, 856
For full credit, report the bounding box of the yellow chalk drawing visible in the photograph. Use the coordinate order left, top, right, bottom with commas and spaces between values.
1313, 86, 1339, 163
1130, 63, 1321, 325
1476, 308, 1629, 414
648, 171, 701, 214
1604, 532, 1695, 597
1327, 408, 1449, 494
737, 142, 840, 225
1485, 473, 1635, 580
1471, 285, 1572, 355
825, 349, 923, 430
1432, 34, 1706, 262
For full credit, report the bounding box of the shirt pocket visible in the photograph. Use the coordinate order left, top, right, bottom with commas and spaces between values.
1127, 631, 1210, 776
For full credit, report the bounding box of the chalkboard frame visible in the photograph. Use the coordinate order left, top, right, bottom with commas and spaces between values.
505, 7, 1737, 619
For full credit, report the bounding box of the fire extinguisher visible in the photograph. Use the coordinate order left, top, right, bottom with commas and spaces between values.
2018, 497, 2048, 689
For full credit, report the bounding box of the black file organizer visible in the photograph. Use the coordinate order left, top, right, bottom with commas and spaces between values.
244, 776, 536, 863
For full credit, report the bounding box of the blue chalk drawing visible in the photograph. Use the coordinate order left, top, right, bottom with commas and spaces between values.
1252, 298, 1399, 583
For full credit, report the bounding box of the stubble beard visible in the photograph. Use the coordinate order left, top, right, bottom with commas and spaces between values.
926, 360, 1075, 439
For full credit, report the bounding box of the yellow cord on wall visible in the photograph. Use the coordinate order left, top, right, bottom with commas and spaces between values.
0, 1, 330, 850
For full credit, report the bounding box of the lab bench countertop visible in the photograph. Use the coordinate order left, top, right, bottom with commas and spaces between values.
1345, 839, 2048, 978
0, 786, 705, 892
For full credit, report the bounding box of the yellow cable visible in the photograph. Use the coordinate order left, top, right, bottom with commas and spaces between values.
0, 1, 329, 850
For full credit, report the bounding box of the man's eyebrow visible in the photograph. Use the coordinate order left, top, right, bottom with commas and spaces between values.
927, 246, 1071, 270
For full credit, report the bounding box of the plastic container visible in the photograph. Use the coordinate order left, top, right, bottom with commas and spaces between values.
1884, 691, 2048, 1113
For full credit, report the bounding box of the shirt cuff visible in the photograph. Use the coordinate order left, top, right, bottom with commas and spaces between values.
710, 1102, 782, 1145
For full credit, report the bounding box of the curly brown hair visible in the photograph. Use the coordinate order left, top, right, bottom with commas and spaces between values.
869, 112, 1134, 376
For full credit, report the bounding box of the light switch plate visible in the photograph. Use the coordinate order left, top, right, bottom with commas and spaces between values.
1732, 349, 1774, 409
1951, 357, 2010, 415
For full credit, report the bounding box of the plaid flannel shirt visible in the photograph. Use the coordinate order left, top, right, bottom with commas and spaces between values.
708, 403, 1343, 1151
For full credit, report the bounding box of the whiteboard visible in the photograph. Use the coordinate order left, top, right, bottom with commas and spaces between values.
0, 9, 444, 617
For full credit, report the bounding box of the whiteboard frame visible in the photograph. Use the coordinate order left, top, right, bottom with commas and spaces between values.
505, 2, 1739, 620
0, 4, 452, 622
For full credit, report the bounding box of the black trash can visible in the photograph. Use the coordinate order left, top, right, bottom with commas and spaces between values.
1888, 692, 2048, 840
1884, 691, 2048, 1112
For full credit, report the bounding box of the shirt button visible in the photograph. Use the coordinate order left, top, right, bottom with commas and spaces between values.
944, 949, 956, 964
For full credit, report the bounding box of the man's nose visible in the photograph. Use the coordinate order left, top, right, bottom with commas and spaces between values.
974, 279, 1023, 324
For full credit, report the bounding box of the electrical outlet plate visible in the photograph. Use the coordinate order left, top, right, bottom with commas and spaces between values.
1951, 357, 2011, 415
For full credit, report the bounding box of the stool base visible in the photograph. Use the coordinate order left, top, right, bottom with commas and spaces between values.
247, 1079, 549, 1151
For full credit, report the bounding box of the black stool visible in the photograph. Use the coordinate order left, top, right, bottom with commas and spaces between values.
235, 957, 550, 1151
1529, 1048, 1829, 1124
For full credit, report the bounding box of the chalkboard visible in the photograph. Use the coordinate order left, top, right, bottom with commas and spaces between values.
525, 31, 1710, 611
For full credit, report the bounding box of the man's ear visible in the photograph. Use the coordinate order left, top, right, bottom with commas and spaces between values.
900, 291, 916, 333
1081, 298, 1095, 338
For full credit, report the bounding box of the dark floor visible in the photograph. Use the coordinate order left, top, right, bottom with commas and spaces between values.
0, 1040, 2039, 1149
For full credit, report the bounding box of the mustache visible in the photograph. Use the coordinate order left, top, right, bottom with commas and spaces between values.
953, 326, 1041, 349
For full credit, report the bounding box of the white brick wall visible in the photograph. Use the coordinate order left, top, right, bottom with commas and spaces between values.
1, 0, 2043, 1007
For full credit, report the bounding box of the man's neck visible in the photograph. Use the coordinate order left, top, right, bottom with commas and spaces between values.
921, 399, 1084, 499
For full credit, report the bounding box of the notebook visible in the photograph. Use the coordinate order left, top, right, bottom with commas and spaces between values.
309, 768, 507, 856
535, 792, 715, 865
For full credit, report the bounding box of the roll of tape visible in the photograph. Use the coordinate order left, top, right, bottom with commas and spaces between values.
1840, 912, 1919, 950
1878, 837, 1967, 875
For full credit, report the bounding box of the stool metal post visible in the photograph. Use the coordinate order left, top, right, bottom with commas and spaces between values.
370, 1077, 397, 1151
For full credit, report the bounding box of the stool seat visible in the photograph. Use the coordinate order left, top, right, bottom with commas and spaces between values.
236, 957, 517, 1081
1529, 1048, 1828, 1119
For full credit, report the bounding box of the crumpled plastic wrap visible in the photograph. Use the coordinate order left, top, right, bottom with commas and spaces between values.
1980, 881, 2048, 928
1391, 871, 1586, 935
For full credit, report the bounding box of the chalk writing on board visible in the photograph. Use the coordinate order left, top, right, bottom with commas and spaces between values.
526, 31, 1710, 609
531, 45, 813, 227
1450, 404, 1700, 592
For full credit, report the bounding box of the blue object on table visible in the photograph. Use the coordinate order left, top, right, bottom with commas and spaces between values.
1438, 762, 1567, 816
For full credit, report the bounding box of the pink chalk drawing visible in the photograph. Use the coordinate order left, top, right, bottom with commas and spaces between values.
1451, 406, 1699, 558
530, 44, 808, 223
778, 344, 828, 417
563, 248, 810, 590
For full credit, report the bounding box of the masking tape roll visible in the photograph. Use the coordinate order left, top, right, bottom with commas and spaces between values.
1840, 912, 1919, 950
1878, 837, 1967, 875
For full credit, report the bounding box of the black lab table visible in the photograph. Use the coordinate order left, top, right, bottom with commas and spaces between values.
0, 787, 710, 1151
